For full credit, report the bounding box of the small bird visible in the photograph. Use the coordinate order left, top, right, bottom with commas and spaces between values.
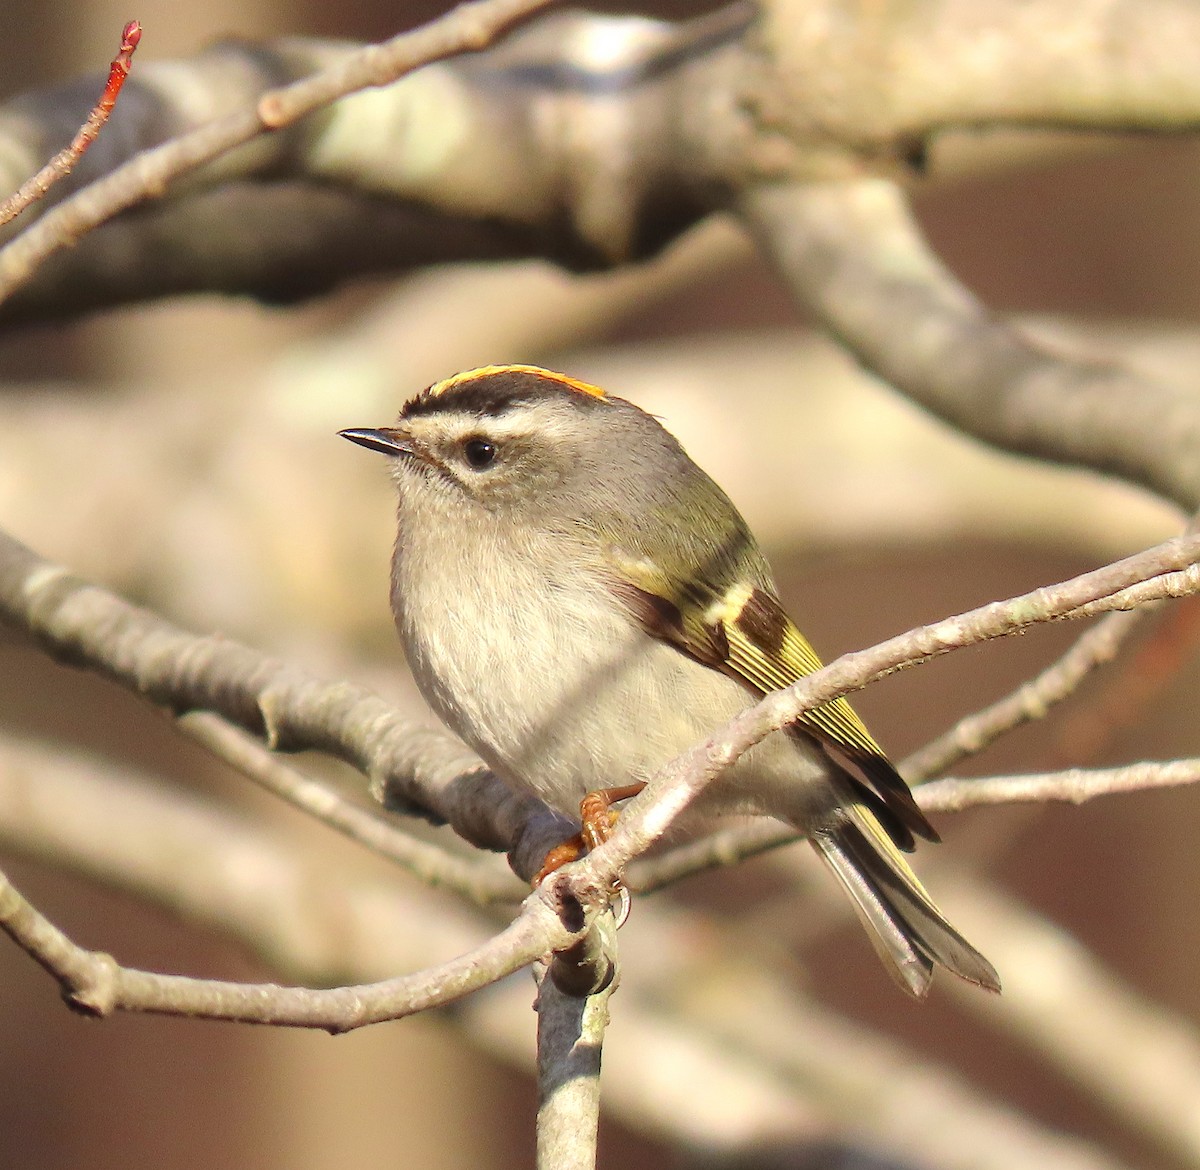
341, 364, 999, 997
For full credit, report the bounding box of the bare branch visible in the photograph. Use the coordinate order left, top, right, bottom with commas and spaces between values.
5, 525, 1200, 902
630, 754, 1200, 892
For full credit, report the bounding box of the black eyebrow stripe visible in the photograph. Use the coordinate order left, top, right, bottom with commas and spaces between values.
402, 387, 530, 419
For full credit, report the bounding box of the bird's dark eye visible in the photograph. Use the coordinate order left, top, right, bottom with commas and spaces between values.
462, 438, 497, 469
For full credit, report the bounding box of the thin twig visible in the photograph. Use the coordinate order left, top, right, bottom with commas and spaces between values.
0, 21, 142, 227
919, 757, 1200, 811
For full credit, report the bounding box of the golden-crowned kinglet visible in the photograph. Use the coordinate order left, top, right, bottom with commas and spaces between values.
341, 365, 999, 997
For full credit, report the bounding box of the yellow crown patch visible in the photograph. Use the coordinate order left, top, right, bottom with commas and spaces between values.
428, 364, 607, 402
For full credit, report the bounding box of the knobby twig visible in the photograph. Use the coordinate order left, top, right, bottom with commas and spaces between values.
0, 20, 142, 227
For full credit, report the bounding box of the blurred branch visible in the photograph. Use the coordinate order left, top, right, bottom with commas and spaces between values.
943, 879, 1200, 1169
740, 178, 1200, 514
6, 3, 1200, 320
0, 0, 559, 306
749, 0, 1200, 148
0, 6, 748, 319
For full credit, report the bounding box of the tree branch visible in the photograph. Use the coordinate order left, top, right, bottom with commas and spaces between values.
5, 4, 1200, 321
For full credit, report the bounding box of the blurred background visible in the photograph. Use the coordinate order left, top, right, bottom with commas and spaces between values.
0, 2, 1197, 1169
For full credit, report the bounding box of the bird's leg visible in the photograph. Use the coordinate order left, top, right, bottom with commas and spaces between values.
531, 781, 647, 885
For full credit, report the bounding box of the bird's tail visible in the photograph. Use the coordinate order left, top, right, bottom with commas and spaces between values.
809, 798, 1000, 997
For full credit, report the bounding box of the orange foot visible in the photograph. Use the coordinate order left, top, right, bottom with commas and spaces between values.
532, 781, 646, 886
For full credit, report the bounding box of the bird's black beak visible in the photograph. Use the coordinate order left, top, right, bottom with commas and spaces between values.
339, 427, 414, 457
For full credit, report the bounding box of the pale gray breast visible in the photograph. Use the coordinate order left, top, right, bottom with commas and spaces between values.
391, 493, 828, 822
